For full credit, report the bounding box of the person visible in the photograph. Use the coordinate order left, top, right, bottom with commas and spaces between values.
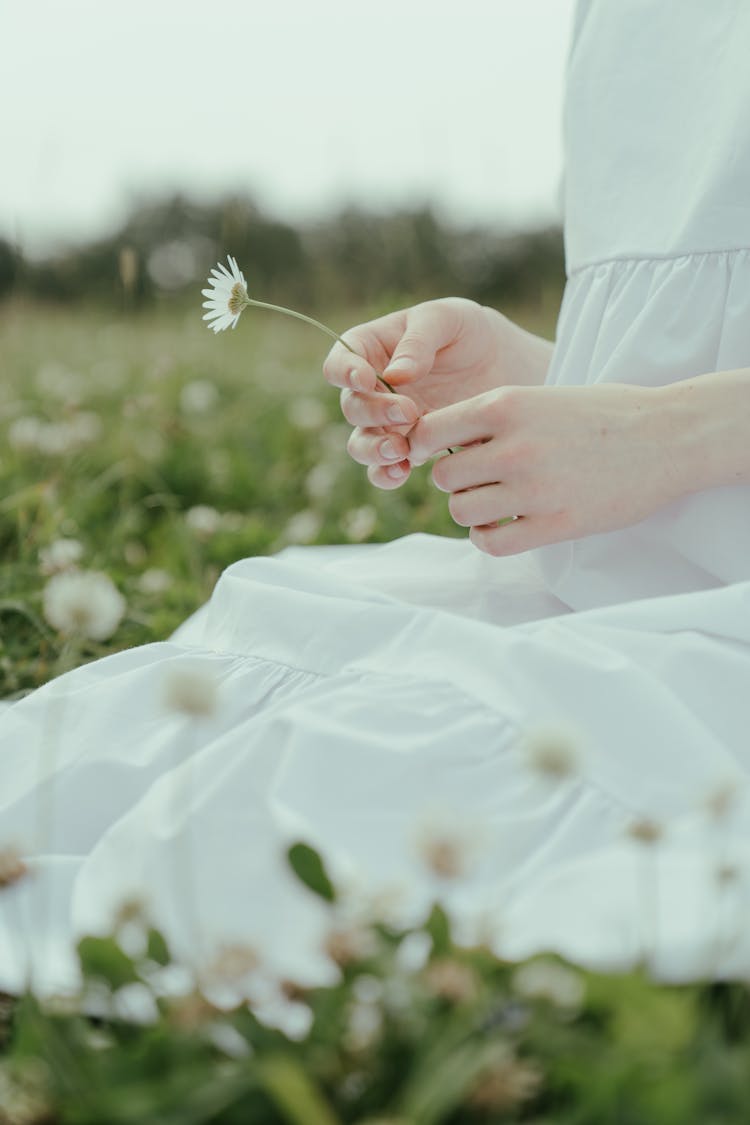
2, 0, 750, 1000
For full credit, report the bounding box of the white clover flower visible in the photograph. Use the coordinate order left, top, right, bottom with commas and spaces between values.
35, 363, 83, 404
185, 504, 223, 538
138, 568, 173, 595
305, 461, 339, 501
512, 958, 585, 1010
0, 845, 28, 890
39, 538, 84, 576
123, 541, 148, 567
180, 378, 219, 415
519, 721, 582, 781
8, 416, 44, 452
283, 509, 322, 545
68, 411, 102, 444
414, 811, 485, 881
343, 504, 377, 542
43, 570, 126, 641
202, 256, 249, 333
288, 396, 327, 431
162, 661, 219, 718
35, 422, 76, 456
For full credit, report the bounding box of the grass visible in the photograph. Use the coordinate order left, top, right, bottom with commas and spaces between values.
0, 293, 561, 698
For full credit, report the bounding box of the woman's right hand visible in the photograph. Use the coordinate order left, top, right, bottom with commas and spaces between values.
322, 297, 553, 489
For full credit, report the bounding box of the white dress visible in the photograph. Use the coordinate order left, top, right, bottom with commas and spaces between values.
3, 0, 750, 998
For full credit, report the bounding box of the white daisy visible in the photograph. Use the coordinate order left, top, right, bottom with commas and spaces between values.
201, 255, 249, 333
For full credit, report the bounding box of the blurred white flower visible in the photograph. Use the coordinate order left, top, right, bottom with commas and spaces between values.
8, 416, 43, 452
423, 958, 479, 1004
162, 661, 219, 718
512, 958, 585, 1010
185, 505, 223, 538
9, 412, 102, 456
288, 396, 327, 431
202, 256, 248, 333
414, 811, 484, 880
180, 379, 219, 415
39, 538, 84, 576
520, 721, 582, 781
35, 363, 84, 404
0, 844, 28, 890
320, 422, 351, 457
343, 504, 377, 542
136, 431, 166, 462
43, 570, 126, 641
704, 778, 742, 823
625, 817, 663, 846
67, 411, 102, 444
283, 509, 322, 545
304, 461, 339, 501
322, 921, 377, 969
35, 423, 76, 456
344, 999, 382, 1052
218, 511, 245, 532
138, 568, 173, 595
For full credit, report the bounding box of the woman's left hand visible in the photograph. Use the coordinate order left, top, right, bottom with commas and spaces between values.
406, 382, 688, 556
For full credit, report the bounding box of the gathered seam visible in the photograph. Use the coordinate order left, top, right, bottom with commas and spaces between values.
568, 245, 750, 277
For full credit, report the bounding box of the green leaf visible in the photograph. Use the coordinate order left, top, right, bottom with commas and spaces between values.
287, 842, 336, 903
77, 936, 140, 990
424, 903, 452, 957
146, 928, 171, 967
257, 1053, 342, 1125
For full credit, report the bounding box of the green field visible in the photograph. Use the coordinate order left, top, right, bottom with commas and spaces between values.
0, 295, 559, 698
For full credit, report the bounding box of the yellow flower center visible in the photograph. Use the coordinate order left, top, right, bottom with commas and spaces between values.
228, 282, 248, 316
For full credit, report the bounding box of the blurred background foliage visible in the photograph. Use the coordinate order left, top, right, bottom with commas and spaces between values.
0, 192, 564, 314
0, 195, 564, 696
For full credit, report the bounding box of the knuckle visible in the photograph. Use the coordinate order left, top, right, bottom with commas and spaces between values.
448, 491, 471, 526
470, 527, 510, 557
346, 429, 364, 463
339, 388, 357, 424
430, 457, 450, 492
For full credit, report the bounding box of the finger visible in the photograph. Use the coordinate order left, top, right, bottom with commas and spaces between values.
431, 442, 500, 493
447, 483, 519, 528
469, 514, 568, 557
347, 427, 411, 468
367, 460, 412, 490
408, 395, 497, 466
340, 388, 421, 429
323, 340, 382, 392
322, 310, 408, 391
382, 302, 458, 386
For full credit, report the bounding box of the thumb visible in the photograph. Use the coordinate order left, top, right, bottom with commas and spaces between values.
383, 305, 443, 385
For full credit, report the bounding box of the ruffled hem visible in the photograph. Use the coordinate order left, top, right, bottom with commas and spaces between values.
2, 542, 750, 993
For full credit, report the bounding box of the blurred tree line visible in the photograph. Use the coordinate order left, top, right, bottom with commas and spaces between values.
0, 193, 564, 313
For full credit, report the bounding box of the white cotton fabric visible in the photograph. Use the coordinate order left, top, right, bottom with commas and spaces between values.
2, 0, 750, 998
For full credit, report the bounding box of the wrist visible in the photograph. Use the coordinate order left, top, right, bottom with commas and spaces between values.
655, 367, 750, 496
483, 307, 554, 388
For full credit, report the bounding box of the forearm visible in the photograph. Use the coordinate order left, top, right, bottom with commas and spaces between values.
656, 367, 750, 495
484, 306, 555, 387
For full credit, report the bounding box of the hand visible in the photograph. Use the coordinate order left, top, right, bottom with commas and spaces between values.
407, 383, 687, 556
322, 298, 552, 490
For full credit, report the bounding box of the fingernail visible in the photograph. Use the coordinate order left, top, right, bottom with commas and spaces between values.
386, 463, 407, 479
380, 438, 399, 461
348, 370, 362, 390
386, 403, 407, 424
385, 357, 414, 375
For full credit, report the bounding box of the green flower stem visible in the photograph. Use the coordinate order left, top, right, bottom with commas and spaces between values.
243, 297, 458, 454
244, 299, 395, 393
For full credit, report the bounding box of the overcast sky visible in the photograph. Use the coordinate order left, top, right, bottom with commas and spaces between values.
2, 0, 576, 255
